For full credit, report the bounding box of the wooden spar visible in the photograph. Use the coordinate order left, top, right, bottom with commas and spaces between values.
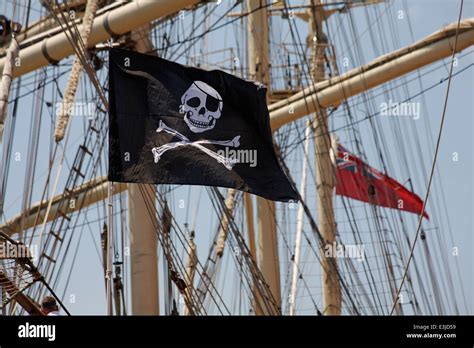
0, 0, 200, 78
0, 18, 56, 56
0, 176, 127, 237
0, 37, 19, 140
308, 0, 340, 315
289, 120, 311, 315
0, 1, 140, 56
247, 0, 281, 315
127, 27, 159, 315
269, 18, 474, 130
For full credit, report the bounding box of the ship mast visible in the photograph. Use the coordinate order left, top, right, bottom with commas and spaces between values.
247, 0, 282, 315
127, 26, 160, 315
308, 0, 341, 315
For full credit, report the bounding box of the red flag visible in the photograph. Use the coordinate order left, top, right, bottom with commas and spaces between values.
335, 144, 429, 220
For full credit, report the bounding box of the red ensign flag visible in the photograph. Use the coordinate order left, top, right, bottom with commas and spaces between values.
335, 144, 429, 220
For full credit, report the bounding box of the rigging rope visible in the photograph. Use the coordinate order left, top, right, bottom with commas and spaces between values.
389, 0, 465, 315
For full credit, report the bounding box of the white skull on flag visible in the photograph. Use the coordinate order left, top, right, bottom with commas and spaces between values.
180, 81, 223, 133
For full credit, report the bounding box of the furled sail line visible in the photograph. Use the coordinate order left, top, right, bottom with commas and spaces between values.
53, 0, 100, 143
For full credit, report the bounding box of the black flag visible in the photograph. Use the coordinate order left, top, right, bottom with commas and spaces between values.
108, 48, 297, 202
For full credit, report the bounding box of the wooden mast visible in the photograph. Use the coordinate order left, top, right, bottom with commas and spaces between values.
308, 0, 341, 315
127, 27, 159, 315
247, 0, 281, 315
0, 177, 127, 237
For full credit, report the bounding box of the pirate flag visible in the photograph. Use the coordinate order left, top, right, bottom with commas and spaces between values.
108, 48, 298, 202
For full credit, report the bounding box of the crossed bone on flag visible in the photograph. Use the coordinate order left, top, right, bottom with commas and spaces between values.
151, 120, 241, 170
